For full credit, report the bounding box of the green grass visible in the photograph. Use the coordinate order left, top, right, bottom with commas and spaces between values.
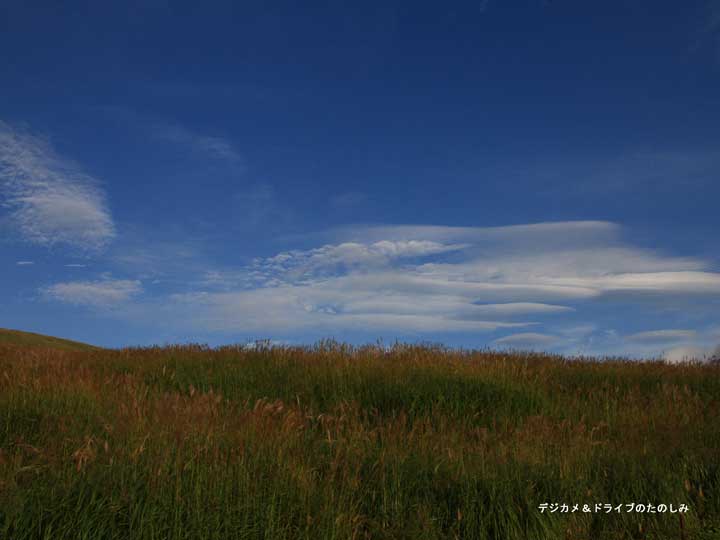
1, 341, 718, 539
0, 328, 99, 352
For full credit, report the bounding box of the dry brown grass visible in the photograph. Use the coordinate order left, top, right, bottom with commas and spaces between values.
1, 343, 719, 539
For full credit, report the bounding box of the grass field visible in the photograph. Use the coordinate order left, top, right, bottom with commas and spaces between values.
1, 338, 719, 539
0, 328, 99, 352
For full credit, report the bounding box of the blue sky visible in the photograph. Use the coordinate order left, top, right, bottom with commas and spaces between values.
2, 0, 720, 360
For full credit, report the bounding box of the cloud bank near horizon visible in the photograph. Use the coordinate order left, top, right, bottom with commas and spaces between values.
37, 220, 720, 359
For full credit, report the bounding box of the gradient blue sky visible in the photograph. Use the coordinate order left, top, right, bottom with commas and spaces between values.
2, 0, 720, 359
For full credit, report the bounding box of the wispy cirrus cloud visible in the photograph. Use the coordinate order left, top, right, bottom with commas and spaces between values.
41, 278, 142, 307
102, 106, 245, 169
0, 121, 115, 251
150, 122, 244, 167
625, 329, 698, 343
248, 240, 470, 284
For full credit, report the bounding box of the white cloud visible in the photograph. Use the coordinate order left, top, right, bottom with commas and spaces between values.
413, 248, 710, 295
329, 221, 621, 251
625, 329, 697, 343
663, 346, 716, 364
314, 222, 719, 299
543, 272, 720, 294
41, 220, 720, 351
125, 221, 720, 341
492, 333, 560, 348
41, 278, 142, 307
152, 123, 244, 166
168, 287, 534, 334
655, 325, 720, 364
469, 302, 574, 315
0, 121, 115, 250
250, 240, 469, 283
16, 260, 34, 265
340, 299, 572, 317
340, 273, 597, 301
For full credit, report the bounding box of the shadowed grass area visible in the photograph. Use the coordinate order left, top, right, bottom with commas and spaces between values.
1, 341, 719, 539
0, 328, 99, 352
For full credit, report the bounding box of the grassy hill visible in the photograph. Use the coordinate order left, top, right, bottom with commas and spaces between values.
1, 341, 719, 539
0, 328, 99, 351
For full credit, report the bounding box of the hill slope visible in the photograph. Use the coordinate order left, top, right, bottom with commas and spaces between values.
0, 328, 99, 351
